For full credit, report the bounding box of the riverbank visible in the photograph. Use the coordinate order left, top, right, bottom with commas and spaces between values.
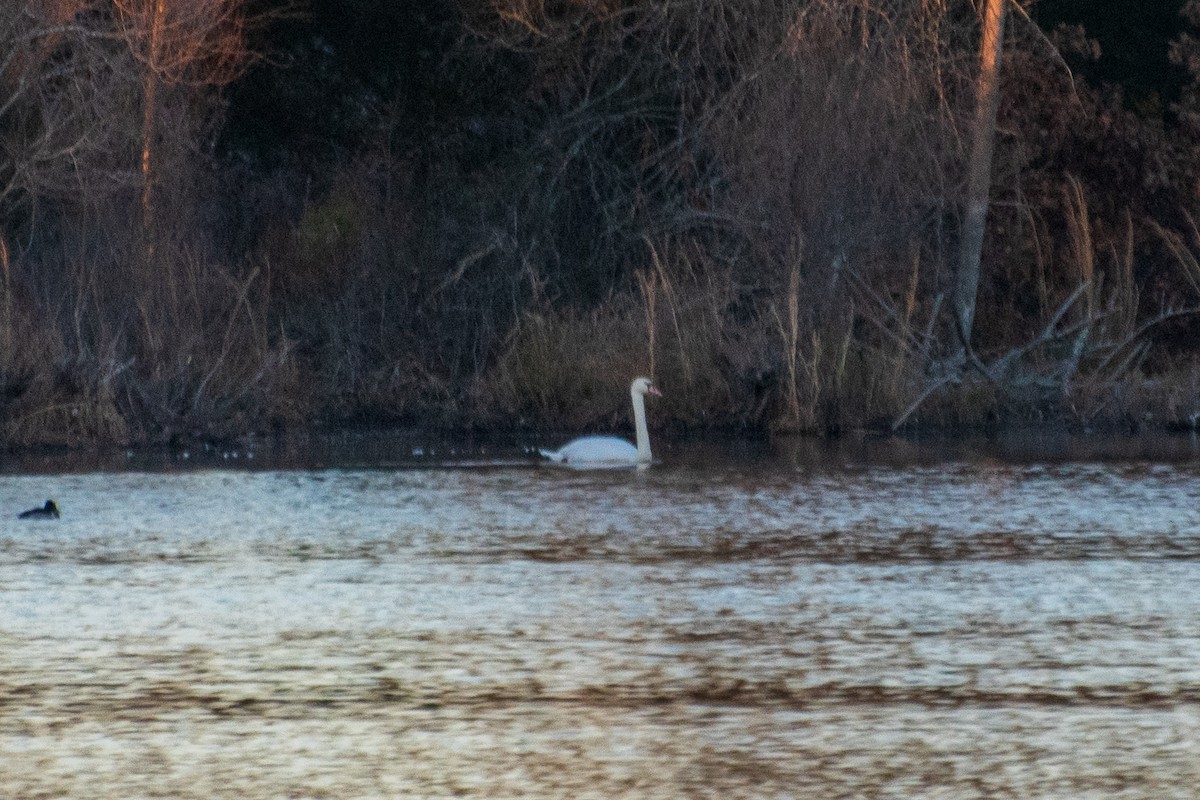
5, 2, 1200, 453
3, 292, 1199, 451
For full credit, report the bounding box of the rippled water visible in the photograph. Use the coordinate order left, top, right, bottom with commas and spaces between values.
2, 433, 1199, 798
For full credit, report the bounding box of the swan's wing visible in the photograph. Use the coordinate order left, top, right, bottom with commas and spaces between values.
538, 448, 567, 463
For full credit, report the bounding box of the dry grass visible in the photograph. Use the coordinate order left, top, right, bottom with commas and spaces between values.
123, 251, 309, 441
5, 182, 1195, 444
486, 301, 652, 429
0, 236, 308, 446
486, 243, 742, 430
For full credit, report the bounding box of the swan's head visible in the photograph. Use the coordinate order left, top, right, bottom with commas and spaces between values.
631, 377, 662, 398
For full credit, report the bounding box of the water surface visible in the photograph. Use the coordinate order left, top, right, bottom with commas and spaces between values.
2, 432, 1198, 798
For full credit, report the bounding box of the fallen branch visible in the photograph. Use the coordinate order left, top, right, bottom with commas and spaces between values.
893, 276, 1200, 430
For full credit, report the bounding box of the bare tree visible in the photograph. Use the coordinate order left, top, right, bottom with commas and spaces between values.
955, 0, 1007, 347
0, 2, 139, 219
1171, 0, 1200, 135
716, 0, 962, 283
111, 0, 250, 240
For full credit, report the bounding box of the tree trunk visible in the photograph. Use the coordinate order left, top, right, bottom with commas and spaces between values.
140, 0, 165, 241
955, 0, 1006, 347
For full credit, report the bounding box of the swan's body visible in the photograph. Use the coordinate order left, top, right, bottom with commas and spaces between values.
544, 435, 640, 465
540, 377, 662, 468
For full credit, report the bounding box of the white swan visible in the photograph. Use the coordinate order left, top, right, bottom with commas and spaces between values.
540, 377, 662, 468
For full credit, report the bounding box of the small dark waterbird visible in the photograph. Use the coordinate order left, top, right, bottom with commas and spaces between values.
18, 499, 60, 519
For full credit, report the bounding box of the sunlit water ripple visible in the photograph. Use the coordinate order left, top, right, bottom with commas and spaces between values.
1, 435, 1199, 798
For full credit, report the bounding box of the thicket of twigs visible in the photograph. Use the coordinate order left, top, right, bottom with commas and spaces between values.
3, 0, 1200, 446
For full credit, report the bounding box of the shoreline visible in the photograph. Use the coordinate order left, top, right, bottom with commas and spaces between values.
4, 421, 1200, 475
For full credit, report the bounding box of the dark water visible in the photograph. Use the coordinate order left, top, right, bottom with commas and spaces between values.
1, 433, 1199, 798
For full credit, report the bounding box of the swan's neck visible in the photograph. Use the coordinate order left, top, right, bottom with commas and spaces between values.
632, 389, 651, 463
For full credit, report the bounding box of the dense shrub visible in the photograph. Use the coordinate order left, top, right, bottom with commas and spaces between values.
2, 0, 1200, 444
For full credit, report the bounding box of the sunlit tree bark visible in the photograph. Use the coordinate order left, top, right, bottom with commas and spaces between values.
112, 0, 250, 241
139, 0, 165, 230
955, 0, 1006, 347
